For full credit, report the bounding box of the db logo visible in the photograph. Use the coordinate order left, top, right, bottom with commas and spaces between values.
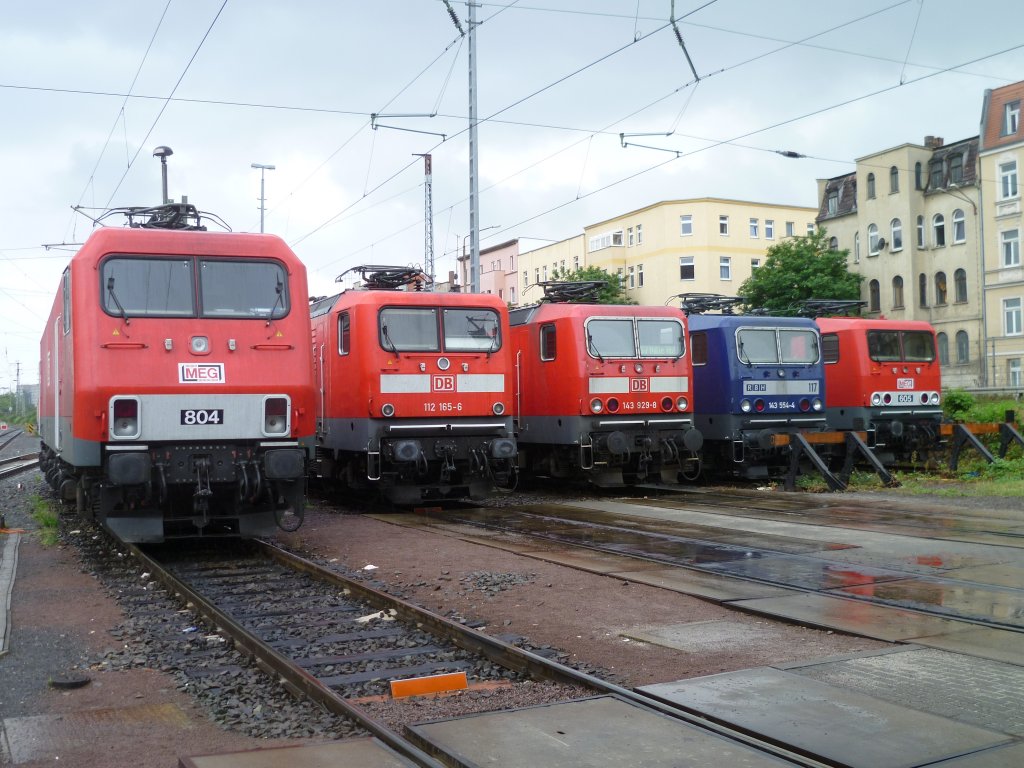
432, 375, 456, 392
630, 378, 649, 392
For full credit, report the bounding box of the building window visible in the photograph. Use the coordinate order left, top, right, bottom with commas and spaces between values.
868, 280, 880, 312
573, 254, 579, 270
638, 264, 644, 287
751, 258, 761, 270
891, 218, 903, 251
719, 216, 729, 235
933, 214, 946, 247
929, 160, 943, 189
937, 332, 949, 365
523, 270, 528, 290
918, 273, 927, 307
1005, 101, 1021, 136
750, 218, 759, 238
890, 166, 899, 193
679, 256, 694, 280
617, 268, 624, 288
1002, 229, 1021, 267
952, 209, 966, 243
765, 220, 774, 239
916, 215, 925, 248
636, 224, 643, 245
829, 236, 838, 251
892, 275, 904, 308
680, 215, 693, 236
935, 272, 947, 304
915, 162, 923, 190
628, 266, 635, 289
542, 265, 548, 282
868, 223, 880, 256
534, 267, 540, 284
954, 268, 967, 303
588, 230, 624, 251
785, 221, 795, 237
826, 190, 838, 215
807, 223, 815, 235
1009, 358, 1022, 388
719, 256, 731, 280
510, 286, 516, 304
628, 226, 634, 247
955, 330, 969, 363
866, 172, 876, 199
1000, 161, 1018, 199
949, 154, 963, 185
854, 232, 860, 263
1006, 297, 1023, 335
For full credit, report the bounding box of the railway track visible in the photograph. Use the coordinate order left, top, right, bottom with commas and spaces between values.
110, 536, 839, 767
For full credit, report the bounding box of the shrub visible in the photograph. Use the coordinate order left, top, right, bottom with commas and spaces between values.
943, 388, 974, 420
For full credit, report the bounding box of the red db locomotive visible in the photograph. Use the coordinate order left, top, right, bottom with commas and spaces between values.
309, 266, 517, 504
38, 204, 315, 542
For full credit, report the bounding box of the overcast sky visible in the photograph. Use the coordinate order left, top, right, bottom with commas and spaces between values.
3, 0, 1024, 391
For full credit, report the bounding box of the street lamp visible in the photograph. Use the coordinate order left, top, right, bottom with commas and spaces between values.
251, 162, 276, 233
459, 225, 500, 290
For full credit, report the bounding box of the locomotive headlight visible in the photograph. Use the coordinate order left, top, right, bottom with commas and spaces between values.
263, 396, 289, 435
438, 357, 451, 371
740, 399, 752, 413
492, 402, 506, 415
590, 398, 604, 414
871, 393, 882, 406
930, 392, 940, 405
110, 397, 141, 439
812, 398, 823, 411
676, 396, 688, 411
381, 403, 396, 417
634, 363, 643, 374
190, 335, 210, 355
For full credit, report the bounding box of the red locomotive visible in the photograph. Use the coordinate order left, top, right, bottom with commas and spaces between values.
309, 266, 517, 504
38, 204, 316, 542
808, 301, 942, 459
509, 282, 703, 485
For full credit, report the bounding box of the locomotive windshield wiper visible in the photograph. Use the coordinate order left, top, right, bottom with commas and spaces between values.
587, 333, 604, 363
106, 277, 130, 325
264, 279, 284, 325
381, 324, 400, 358
737, 340, 752, 367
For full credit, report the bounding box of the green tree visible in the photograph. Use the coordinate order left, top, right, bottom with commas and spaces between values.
738, 228, 862, 314
547, 265, 635, 304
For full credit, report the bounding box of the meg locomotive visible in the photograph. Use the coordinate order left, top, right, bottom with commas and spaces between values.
38, 204, 315, 542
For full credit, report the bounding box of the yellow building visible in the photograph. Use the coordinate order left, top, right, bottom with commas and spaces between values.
979, 82, 1024, 392
517, 198, 817, 307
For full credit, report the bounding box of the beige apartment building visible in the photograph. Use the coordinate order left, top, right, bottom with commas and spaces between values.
979, 82, 1024, 392
516, 198, 818, 307
816, 136, 984, 390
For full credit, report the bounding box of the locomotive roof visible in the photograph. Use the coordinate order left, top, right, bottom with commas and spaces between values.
313, 288, 509, 317
686, 313, 818, 331
509, 302, 684, 327
71, 226, 302, 266
815, 316, 938, 333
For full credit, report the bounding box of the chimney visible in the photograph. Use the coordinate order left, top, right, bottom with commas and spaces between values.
924, 136, 944, 149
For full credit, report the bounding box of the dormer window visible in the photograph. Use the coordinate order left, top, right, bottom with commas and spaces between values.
949, 154, 963, 185
929, 160, 943, 189
1005, 101, 1021, 136
826, 189, 838, 215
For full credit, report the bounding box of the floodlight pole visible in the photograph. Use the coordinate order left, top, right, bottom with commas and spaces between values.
251, 162, 276, 233
468, 0, 480, 292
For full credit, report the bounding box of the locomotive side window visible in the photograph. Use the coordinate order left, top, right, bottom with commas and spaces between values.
822, 333, 840, 364
380, 307, 439, 351
638, 319, 684, 358
586, 319, 635, 358
691, 332, 708, 365
444, 308, 501, 352
902, 331, 936, 362
61, 267, 72, 334
101, 257, 194, 317
540, 323, 556, 361
200, 260, 288, 318
338, 312, 351, 355
867, 330, 901, 362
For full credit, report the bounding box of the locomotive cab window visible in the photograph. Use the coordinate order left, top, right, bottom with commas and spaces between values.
638, 319, 684, 358
540, 323, 556, 361
867, 330, 901, 362
62, 267, 72, 334
379, 307, 439, 351
101, 257, 194, 317
902, 331, 936, 362
736, 327, 819, 365
586, 319, 635, 358
199, 259, 289, 318
443, 307, 501, 352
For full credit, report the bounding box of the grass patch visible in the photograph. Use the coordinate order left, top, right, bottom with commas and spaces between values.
30, 494, 61, 546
